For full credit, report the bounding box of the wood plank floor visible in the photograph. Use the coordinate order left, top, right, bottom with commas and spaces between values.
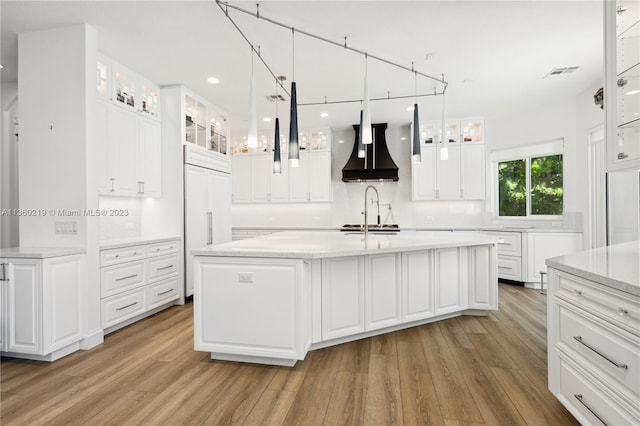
0, 283, 579, 425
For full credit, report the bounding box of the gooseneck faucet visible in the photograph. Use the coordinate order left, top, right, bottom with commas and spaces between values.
363, 185, 380, 237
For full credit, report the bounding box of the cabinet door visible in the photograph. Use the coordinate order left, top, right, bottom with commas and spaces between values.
138, 117, 161, 197
95, 100, 113, 193
412, 146, 437, 200
308, 151, 332, 201
435, 248, 465, 315
525, 233, 582, 283
436, 145, 460, 199
402, 250, 435, 322
231, 156, 251, 203
251, 154, 270, 203
111, 107, 139, 195
208, 169, 232, 245
460, 144, 485, 200
321, 256, 365, 340
467, 246, 497, 310
365, 253, 401, 331
6, 260, 41, 354
43, 255, 84, 352
270, 155, 289, 202
289, 152, 310, 201
0, 260, 6, 351
184, 165, 209, 297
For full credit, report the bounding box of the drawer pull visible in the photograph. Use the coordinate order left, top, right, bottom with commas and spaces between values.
498, 266, 513, 270
157, 289, 173, 296
573, 336, 628, 370
115, 274, 138, 282
573, 290, 582, 296
157, 265, 174, 271
617, 307, 628, 316
574, 394, 608, 426
115, 254, 120, 258
116, 301, 138, 311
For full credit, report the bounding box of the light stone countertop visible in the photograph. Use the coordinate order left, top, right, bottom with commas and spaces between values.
232, 226, 581, 233
193, 230, 499, 259
100, 235, 181, 250
0, 247, 86, 259
546, 240, 640, 297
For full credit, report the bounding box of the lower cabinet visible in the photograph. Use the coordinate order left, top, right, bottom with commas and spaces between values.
99, 239, 181, 333
365, 253, 402, 331
402, 250, 435, 322
0, 254, 85, 361
321, 256, 365, 340
548, 267, 640, 425
434, 247, 465, 315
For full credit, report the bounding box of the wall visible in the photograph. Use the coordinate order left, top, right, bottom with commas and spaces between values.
1, 82, 19, 248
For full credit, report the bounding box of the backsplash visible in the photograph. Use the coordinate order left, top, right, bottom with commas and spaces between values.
99, 196, 142, 240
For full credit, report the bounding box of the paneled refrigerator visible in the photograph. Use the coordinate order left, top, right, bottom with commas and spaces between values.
607, 170, 640, 245
184, 147, 232, 297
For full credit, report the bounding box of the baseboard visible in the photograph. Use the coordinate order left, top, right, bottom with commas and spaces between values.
80, 329, 104, 350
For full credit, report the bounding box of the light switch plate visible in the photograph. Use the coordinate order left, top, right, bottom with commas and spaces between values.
238, 272, 253, 283
55, 221, 78, 234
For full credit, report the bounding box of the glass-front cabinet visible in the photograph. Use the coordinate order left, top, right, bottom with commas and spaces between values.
184, 95, 206, 148
606, 0, 640, 171
209, 111, 228, 155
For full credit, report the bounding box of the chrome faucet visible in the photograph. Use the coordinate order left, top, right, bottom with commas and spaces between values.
363, 185, 380, 237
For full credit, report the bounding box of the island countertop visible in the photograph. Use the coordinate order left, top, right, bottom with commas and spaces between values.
192, 230, 499, 259
546, 240, 640, 296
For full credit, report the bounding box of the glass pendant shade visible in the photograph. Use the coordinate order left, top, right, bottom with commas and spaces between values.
358, 110, 365, 158
288, 81, 299, 168
273, 117, 282, 174
247, 57, 258, 148
440, 92, 448, 161
412, 104, 421, 162
362, 78, 372, 145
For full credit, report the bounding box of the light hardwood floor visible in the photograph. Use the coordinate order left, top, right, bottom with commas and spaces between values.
1, 283, 578, 425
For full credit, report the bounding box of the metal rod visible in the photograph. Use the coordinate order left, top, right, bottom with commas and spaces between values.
298, 90, 445, 107
216, 0, 448, 87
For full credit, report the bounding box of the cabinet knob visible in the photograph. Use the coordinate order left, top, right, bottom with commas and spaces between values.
617, 152, 629, 160
617, 307, 628, 316
573, 289, 582, 296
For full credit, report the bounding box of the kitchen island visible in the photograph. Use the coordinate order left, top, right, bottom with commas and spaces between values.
193, 231, 499, 366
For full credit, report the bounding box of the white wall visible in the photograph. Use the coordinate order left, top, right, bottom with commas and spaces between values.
232, 123, 490, 228
1, 82, 19, 248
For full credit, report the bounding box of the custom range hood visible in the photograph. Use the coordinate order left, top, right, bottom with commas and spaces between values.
342, 122, 399, 182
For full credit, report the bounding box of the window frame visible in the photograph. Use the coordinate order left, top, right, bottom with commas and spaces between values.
491, 139, 564, 220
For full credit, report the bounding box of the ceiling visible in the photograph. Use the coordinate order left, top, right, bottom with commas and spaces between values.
1, 1, 603, 143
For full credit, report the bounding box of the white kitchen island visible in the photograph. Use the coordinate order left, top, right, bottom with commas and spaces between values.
192, 231, 499, 366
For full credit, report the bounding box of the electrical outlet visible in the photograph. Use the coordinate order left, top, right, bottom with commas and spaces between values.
238, 272, 253, 283
551, 222, 562, 227
55, 221, 78, 234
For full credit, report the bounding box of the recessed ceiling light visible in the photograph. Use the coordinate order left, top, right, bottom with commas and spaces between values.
263, 117, 272, 122
338, 140, 344, 144
400, 137, 407, 140
625, 90, 640, 96
207, 76, 220, 84
320, 112, 329, 118
0, 64, 3, 69
406, 106, 414, 111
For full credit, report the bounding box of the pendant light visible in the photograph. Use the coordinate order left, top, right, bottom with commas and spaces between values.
288, 29, 300, 168
440, 83, 448, 161
412, 70, 421, 162
273, 77, 282, 174
358, 109, 365, 158
247, 47, 258, 148
362, 54, 372, 145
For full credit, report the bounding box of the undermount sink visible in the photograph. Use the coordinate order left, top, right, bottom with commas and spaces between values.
340, 224, 400, 232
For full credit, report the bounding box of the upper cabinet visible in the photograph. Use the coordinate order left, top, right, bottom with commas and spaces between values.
412, 118, 486, 200
606, 0, 640, 171
97, 54, 161, 121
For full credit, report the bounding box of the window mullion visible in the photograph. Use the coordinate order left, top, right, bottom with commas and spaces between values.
526, 157, 531, 217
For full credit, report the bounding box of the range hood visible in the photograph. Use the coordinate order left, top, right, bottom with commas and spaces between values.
341, 122, 399, 182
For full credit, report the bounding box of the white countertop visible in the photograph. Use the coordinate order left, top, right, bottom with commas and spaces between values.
232, 226, 580, 234
546, 240, 640, 297
0, 247, 86, 259
100, 235, 181, 250
193, 231, 499, 259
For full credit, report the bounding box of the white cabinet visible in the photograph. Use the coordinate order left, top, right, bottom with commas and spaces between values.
467, 245, 498, 310
0, 254, 85, 361
412, 118, 486, 200
289, 152, 332, 202
548, 268, 640, 425
365, 253, 401, 331
111, 107, 140, 195
231, 155, 251, 203
138, 116, 162, 197
250, 154, 271, 203
194, 257, 309, 365
402, 250, 435, 322
605, 1, 640, 171
321, 256, 365, 340
483, 230, 524, 281
185, 164, 232, 297
100, 239, 181, 333
434, 247, 465, 315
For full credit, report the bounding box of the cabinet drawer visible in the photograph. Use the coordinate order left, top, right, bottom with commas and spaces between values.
557, 300, 640, 400
146, 254, 179, 282
146, 240, 180, 257
102, 288, 146, 329
555, 270, 640, 335
484, 231, 521, 256
100, 245, 146, 266
101, 261, 145, 297
558, 355, 638, 426
497, 255, 522, 281
147, 277, 180, 310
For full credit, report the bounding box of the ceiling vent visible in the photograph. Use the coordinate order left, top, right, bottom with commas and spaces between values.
544, 66, 580, 78
266, 94, 286, 102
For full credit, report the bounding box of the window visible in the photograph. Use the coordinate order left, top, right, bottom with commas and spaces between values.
493, 139, 564, 218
